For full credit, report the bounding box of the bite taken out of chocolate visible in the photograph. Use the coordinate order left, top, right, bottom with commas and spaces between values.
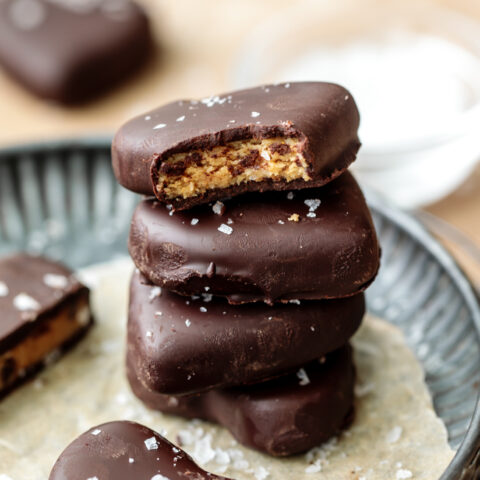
49, 420, 230, 480
128, 346, 355, 457
128, 269, 364, 395
112, 82, 360, 209
128, 171, 380, 304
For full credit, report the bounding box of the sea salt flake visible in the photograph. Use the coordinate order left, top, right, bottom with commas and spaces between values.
252, 466, 270, 479
297, 368, 310, 386
202, 293, 213, 302
144, 437, 159, 450
305, 461, 322, 473
386, 426, 403, 443
396, 469, 413, 479
191, 218, 199, 225
304, 199, 321, 211
153, 123, 166, 129
212, 201, 225, 215
278, 220, 285, 224
146, 330, 153, 338
251, 111, 260, 118
191, 433, 216, 464
91, 429, 101, 436
199, 306, 207, 313
128, 457, 135, 463
87, 477, 99, 480
261, 151, 271, 161
306, 212, 316, 218
151, 475, 170, 480
13, 293, 40, 311
287, 192, 294, 200
214, 448, 230, 465
145, 115, 151, 120
289, 299, 301, 305
43, 273, 69, 289
149, 287, 162, 302
0, 282, 8, 297
176, 115, 186, 122
177, 429, 195, 446
201, 95, 227, 107
218, 224, 233, 235
185, 319, 191, 327
284, 83, 290, 88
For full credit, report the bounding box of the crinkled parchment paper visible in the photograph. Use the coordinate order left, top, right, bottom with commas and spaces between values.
0, 259, 454, 479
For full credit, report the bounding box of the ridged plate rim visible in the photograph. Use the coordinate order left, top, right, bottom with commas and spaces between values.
1, 138, 480, 479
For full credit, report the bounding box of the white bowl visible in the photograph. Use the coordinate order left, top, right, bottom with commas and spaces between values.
232, 0, 480, 208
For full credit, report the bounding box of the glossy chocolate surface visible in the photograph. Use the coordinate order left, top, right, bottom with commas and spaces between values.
112, 82, 360, 207
0, 0, 152, 103
0, 253, 89, 353
128, 270, 364, 395
128, 346, 355, 457
49, 420, 229, 479
128, 171, 380, 304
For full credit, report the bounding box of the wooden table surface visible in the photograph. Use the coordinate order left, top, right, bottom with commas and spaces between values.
0, 0, 478, 285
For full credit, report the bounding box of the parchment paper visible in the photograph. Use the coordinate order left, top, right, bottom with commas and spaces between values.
0, 259, 454, 479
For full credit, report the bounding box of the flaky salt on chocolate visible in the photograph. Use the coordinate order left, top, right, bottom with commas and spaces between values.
127, 269, 364, 395
0, 253, 92, 395
112, 82, 360, 209
49, 421, 230, 480
128, 345, 355, 457
128, 172, 380, 304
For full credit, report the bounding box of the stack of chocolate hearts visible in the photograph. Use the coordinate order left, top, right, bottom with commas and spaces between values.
112, 82, 380, 457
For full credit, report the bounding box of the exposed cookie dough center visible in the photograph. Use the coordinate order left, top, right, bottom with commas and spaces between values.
0, 301, 90, 392
157, 137, 311, 199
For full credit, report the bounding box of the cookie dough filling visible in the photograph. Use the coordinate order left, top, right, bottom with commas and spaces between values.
0, 253, 93, 396
157, 137, 311, 200
0, 299, 91, 393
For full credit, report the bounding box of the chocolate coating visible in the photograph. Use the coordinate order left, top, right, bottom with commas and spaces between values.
112, 82, 360, 208
0, 253, 90, 354
0, 253, 92, 396
128, 269, 364, 395
49, 421, 229, 480
0, 0, 152, 104
128, 346, 355, 457
128, 171, 380, 304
